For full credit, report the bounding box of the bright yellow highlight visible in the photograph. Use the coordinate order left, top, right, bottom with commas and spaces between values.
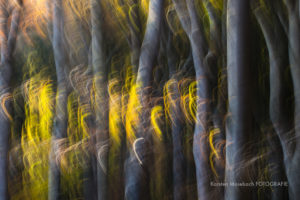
151, 105, 163, 140
125, 84, 141, 143
209, 128, 221, 178
21, 77, 54, 200
109, 78, 122, 145
188, 81, 198, 122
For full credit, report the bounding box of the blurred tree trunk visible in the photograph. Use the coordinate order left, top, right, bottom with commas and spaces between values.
125, 0, 164, 199
172, 0, 221, 199
166, 29, 187, 200
0, 1, 21, 199
282, 0, 300, 198
225, 0, 253, 199
186, 0, 214, 198
253, 1, 290, 199
48, 0, 70, 199
204, 0, 226, 194
90, 0, 109, 199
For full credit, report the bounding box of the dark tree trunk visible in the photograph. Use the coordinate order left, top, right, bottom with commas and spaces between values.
48, 0, 69, 199
0, 1, 21, 199
204, 0, 226, 191
172, 0, 223, 199
166, 30, 187, 200
283, 0, 300, 198
225, 1, 253, 199
253, 1, 290, 199
90, 0, 109, 200
125, 0, 164, 199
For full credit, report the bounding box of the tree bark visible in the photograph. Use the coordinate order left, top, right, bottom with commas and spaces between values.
166, 30, 187, 200
125, 0, 164, 199
283, 0, 300, 198
225, 1, 253, 199
253, 2, 290, 199
0, 1, 21, 199
90, 0, 109, 200
173, 0, 220, 199
48, 0, 69, 199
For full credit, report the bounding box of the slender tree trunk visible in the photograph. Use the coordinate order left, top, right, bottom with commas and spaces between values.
90, 0, 109, 199
166, 30, 187, 200
225, 1, 253, 199
253, 2, 290, 199
173, 0, 221, 199
125, 0, 164, 199
204, 0, 226, 192
48, 0, 69, 199
283, 0, 300, 198
0, 1, 21, 199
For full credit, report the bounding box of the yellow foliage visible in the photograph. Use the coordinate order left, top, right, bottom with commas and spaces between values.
151, 105, 163, 140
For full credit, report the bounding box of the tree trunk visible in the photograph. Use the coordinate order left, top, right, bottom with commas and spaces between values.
125, 0, 164, 199
90, 0, 109, 199
166, 30, 187, 200
225, 1, 253, 199
0, 1, 21, 199
253, 2, 290, 199
284, 0, 300, 198
48, 0, 69, 199
172, 0, 221, 199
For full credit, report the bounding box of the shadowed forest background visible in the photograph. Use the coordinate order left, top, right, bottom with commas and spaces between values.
0, 0, 299, 199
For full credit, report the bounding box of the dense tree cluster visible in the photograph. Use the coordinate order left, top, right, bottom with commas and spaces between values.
0, 0, 298, 199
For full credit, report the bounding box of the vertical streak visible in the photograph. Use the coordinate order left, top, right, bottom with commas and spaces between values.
48, 0, 69, 199
0, 1, 21, 199
125, 0, 164, 199
225, 1, 252, 199
90, 0, 109, 199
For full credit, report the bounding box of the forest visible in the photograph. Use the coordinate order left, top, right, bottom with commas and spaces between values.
0, 0, 298, 199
